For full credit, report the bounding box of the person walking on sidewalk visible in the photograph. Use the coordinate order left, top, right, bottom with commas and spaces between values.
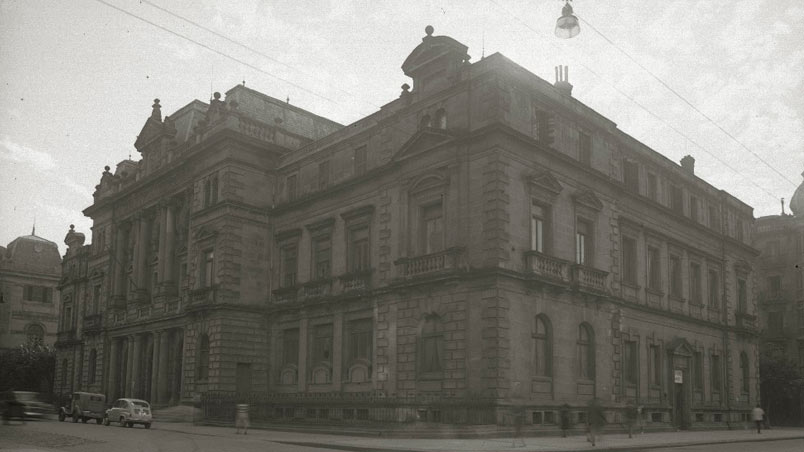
751, 404, 765, 434
586, 398, 606, 447
559, 404, 571, 438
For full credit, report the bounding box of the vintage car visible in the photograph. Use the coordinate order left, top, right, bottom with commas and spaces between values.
1, 391, 52, 422
103, 398, 152, 428
59, 392, 106, 424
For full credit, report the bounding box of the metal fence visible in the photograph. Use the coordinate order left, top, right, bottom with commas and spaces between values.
200, 391, 498, 425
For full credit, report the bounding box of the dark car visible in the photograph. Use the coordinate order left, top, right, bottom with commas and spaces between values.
1, 391, 53, 422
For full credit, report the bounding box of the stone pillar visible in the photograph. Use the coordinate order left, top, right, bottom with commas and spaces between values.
125, 336, 135, 397
164, 203, 176, 283
297, 319, 308, 392
135, 216, 151, 292
150, 331, 162, 404
158, 331, 170, 404
157, 206, 168, 284
331, 313, 344, 391
170, 333, 184, 405
132, 335, 143, 398
114, 225, 128, 298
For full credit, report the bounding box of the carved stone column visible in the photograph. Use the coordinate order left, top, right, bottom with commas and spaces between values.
157, 330, 170, 404
113, 223, 130, 305
163, 202, 176, 285
150, 331, 162, 404
125, 336, 135, 397
157, 205, 168, 285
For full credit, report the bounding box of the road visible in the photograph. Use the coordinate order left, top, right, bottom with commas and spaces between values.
637, 439, 804, 452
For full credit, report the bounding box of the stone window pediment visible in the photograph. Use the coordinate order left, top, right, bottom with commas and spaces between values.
572, 189, 603, 212
526, 169, 563, 202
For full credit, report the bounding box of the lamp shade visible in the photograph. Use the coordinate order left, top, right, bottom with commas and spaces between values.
555, 2, 580, 39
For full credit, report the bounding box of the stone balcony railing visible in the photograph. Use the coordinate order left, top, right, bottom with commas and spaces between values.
189, 286, 217, 307
735, 312, 757, 331
272, 286, 298, 304
571, 265, 609, 293
524, 251, 571, 283
301, 279, 333, 300
82, 314, 103, 333
395, 247, 466, 278
339, 270, 372, 293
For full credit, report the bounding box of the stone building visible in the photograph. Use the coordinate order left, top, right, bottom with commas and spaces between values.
753, 173, 804, 424
56, 27, 760, 429
0, 229, 61, 350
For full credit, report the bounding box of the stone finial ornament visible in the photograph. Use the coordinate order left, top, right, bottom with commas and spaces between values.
151, 98, 161, 121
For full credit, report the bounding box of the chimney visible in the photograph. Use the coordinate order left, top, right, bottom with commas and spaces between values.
554, 65, 573, 96
680, 155, 695, 175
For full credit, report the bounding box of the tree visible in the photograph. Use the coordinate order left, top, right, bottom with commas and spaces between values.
0, 340, 56, 396
760, 354, 804, 426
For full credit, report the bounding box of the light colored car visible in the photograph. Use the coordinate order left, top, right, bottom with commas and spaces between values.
103, 398, 152, 429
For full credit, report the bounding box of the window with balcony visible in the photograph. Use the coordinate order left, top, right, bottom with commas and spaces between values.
575, 219, 593, 266
23, 285, 52, 303
690, 262, 702, 304
354, 146, 367, 176
418, 314, 444, 378
650, 345, 662, 386
530, 203, 550, 253
737, 278, 747, 312
310, 324, 333, 383
708, 270, 720, 310
200, 249, 215, 288
420, 201, 444, 255
312, 236, 332, 280
533, 314, 552, 378
647, 246, 661, 291
197, 334, 210, 380
347, 318, 373, 382
622, 236, 638, 286
318, 160, 330, 190
577, 323, 595, 380
281, 245, 298, 288
348, 226, 370, 273
669, 255, 682, 299
624, 160, 639, 193
624, 340, 638, 385
647, 173, 658, 202
578, 131, 592, 166
202, 173, 218, 208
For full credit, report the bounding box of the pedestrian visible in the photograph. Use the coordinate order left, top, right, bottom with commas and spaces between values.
637, 405, 644, 434
235, 403, 250, 435
751, 404, 765, 434
624, 403, 637, 439
511, 404, 526, 448
586, 398, 606, 447
559, 403, 571, 438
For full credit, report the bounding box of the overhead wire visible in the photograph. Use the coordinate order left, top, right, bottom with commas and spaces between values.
487, 0, 780, 201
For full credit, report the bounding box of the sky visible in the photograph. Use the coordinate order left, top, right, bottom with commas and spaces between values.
0, 0, 802, 253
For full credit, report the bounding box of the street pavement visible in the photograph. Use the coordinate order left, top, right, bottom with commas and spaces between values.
1, 417, 803, 452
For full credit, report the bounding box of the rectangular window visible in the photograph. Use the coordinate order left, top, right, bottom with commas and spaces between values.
281, 245, 298, 288
311, 324, 333, 365
768, 276, 782, 299
576, 220, 592, 265
64, 306, 73, 329
768, 311, 784, 332
669, 255, 682, 298
690, 195, 699, 222
530, 204, 546, 253
737, 278, 747, 312
348, 318, 373, 363
92, 285, 101, 314
650, 345, 661, 386
421, 201, 444, 255
312, 236, 331, 280
354, 146, 367, 176
711, 354, 722, 393
624, 341, 638, 384
200, 250, 214, 288
622, 236, 637, 285
647, 246, 661, 291
348, 226, 370, 273
287, 174, 298, 201
624, 160, 639, 193
708, 270, 720, 309
23, 285, 52, 303
647, 173, 658, 201
670, 185, 683, 214
282, 329, 299, 366
318, 161, 330, 190
690, 263, 702, 304
693, 351, 703, 390
709, 205, 720, 230
578, 132, 592, 166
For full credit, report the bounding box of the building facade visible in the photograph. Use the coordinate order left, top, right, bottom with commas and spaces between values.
0, 230, 61, 350
754, 173, 804, 424
56, 27, 760, 429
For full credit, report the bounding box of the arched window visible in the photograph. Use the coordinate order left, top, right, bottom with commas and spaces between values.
418, 314, 444, 378
434, 108, 447, 129
420, 114, 432, 130
533, 315, 552, 377
740, 352, 749, 394
88, 349, 97, 384
577, 323, 595, 380
197, 334, 210, 381
26, 324, 44, 345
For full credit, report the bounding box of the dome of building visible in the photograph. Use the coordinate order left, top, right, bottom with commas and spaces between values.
790, 170, 804, 216
1, 230, 61, 275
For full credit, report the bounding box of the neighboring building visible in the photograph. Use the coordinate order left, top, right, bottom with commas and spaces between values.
56, 27, 760, 430
0, 229, 61, 350
754, 172, 804, 424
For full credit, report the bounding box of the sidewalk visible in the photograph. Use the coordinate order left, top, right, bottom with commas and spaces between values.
155, 422, 804, 451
